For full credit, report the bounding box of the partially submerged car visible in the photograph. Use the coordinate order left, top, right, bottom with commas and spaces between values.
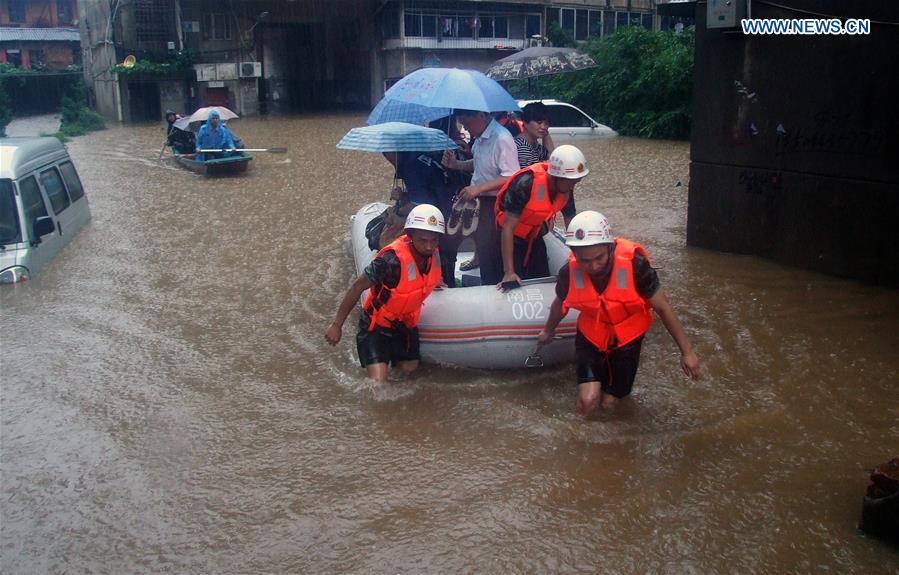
0, 137, 91, 284
517, 99, 617, 140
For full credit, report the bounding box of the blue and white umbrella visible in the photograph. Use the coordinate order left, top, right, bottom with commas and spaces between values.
337, 122, 459, 153
367, 68, 520, 125
367, 100, 450, 127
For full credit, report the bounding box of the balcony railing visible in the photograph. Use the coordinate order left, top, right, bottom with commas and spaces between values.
383, 36, 528, 50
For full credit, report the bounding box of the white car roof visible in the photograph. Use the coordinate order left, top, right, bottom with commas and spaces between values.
0, 137, 68, 180
517, 99, 570, 107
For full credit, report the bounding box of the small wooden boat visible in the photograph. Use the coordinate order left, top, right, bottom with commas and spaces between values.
351, 202, 580, 369
172, 150, 252, 175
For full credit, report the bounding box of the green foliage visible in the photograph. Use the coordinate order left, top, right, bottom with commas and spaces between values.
112, 50, 196, 76
0, 65, 90, 134
0, 62, 36, 75
522, 27, 695, 140
0, 64, 25, 135
56, 95, 105, 139
546, 21, 576, 48
0, 80, 10, 136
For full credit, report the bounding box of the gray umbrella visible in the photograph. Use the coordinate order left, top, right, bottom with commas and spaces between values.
485, 46, 598, 81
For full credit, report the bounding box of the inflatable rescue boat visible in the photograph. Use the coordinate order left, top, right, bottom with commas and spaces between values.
351, 202, 580, 369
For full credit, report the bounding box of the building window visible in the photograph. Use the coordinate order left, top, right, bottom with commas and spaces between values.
561, 9, 575, 36
382, 9, 400, 39
436, 15, 477, 39
422, 13, 437, 37
57, 0, 73, 25
576, 10, 588, 40
480, 15, 508, 39
642, 13, 654, 30
589, 11, 602, 37
456, 16, 475, 38
9, 0, 26, 23
552, 8, 595, 41
202, 13, 232, 41
526, 14, 541, 39
404, 12, 438, 38
135, 0, 171, 42
28, 50, 44, 67
402, 12, 518, 41
546, 8, 559, 29
604, 12, 616, 36
616, 12, 629, 29
5, 50, 22, 67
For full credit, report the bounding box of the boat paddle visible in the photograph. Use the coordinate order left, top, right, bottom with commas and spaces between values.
157, 140, 168, 160
198, 147, 288, 153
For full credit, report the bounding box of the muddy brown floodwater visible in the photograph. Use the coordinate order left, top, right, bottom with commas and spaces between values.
2, 115, 898, 574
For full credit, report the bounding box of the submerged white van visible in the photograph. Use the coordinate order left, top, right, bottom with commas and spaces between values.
0, 137, 91, 284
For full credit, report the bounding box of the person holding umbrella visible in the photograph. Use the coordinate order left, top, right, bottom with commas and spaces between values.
164, 110, 196, 154
442, 109, 519, 285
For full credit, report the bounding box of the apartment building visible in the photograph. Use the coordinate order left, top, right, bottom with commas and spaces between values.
80, 0, 661, 122
0, 0, 80, 69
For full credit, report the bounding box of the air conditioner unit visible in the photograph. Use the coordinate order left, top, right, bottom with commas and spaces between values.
239, 62, 262, 78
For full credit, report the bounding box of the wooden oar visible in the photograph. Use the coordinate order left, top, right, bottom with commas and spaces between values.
198, 148, 287, 153
157, 140, 168, 160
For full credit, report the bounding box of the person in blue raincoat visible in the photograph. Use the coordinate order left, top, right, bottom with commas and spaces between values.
195, 109, 236, 160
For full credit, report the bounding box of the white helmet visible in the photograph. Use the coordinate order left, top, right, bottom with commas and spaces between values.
565, 211, 613, 247
404, 203, 445, 235
548, 144, 589, 179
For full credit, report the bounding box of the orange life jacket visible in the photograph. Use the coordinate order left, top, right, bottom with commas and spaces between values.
499, 116, 525, 135
495, 162, 570, 265
562, 238, 653, 351
363, 235, 441, 330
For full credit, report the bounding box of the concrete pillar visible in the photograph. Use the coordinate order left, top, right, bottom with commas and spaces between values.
686, 2, 899, 286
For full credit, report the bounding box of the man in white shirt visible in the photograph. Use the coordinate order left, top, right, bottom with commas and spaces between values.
443, 109, 519, 285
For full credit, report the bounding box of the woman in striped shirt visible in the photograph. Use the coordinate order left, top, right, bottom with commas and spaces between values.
515, 102, 554, 167
514, 102, 576, 228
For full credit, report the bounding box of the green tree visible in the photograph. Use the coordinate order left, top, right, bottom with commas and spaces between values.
0, 81, 10, 136
546, 21, 576, 48
0, 63, 28, 136
531, 26, 695, 140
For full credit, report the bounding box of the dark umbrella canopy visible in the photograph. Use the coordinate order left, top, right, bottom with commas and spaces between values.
485, 46, 598, 81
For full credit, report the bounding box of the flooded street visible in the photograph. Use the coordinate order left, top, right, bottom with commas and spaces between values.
2, 115, 898, 573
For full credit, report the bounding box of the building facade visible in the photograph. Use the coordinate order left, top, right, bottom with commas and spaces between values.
0, 0, 80, 69
79, 0, 661, 122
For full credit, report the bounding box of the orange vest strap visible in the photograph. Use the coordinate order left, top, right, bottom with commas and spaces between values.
562, 238, 653, 350
363, 236, 440, 330
495, 163, 569, 264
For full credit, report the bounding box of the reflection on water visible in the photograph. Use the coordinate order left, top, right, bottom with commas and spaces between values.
2, 116, 898, 574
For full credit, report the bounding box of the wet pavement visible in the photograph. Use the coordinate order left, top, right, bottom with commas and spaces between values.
4, 113, 61, 138
1, 114, 898, 573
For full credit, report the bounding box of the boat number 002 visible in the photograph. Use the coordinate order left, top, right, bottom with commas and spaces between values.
511, 301, 545, 321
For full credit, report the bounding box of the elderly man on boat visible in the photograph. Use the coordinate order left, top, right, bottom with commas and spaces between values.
326, 204, 446, 385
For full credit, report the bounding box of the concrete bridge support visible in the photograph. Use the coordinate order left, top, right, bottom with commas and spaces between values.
687, 1, 899, 286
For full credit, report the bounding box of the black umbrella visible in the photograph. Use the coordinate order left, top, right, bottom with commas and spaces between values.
485, 46, 598, 82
